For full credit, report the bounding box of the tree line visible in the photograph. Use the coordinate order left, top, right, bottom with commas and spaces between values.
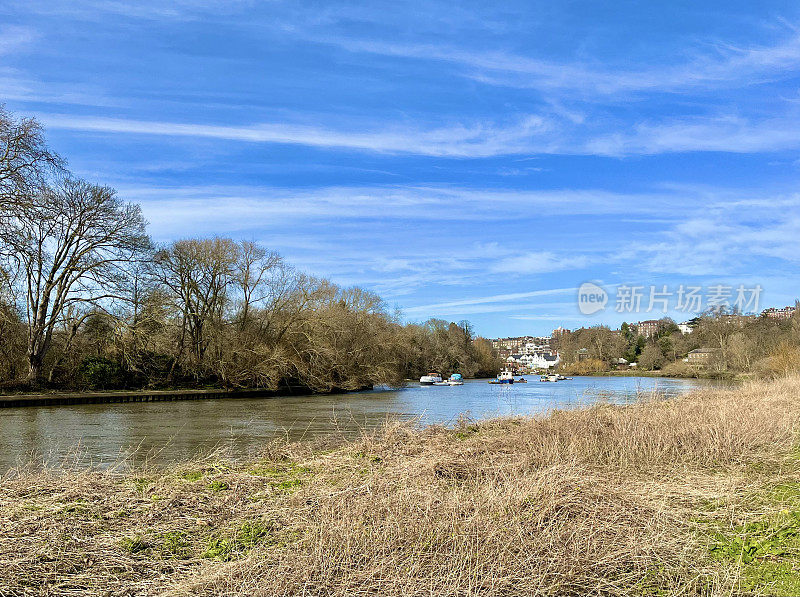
0, 106, 501, 391
554, 310, 800, 377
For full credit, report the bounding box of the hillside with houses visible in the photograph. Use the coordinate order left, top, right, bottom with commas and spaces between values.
493, 304, 799, 377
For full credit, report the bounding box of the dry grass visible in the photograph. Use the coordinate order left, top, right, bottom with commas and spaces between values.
2, 377, 800, 596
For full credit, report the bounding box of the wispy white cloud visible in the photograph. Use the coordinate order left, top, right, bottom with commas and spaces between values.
511, 314, 586, 321
10, 0, 255, 21
490, 251, 591, 274
106, 181, 800, 321
406, 301, 579, 318
121, 183, 687, 241
0, 25, 36, 56
314, 26, 800, 96
587, 114, 800, 156
628, 194, 800, 275
39, 113, 554, 158
38, 107, 800, 157
0, 69, 123, 108
403, 288, 574, 314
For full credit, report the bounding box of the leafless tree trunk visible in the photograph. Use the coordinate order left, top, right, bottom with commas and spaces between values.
0, 179, 149, 382
154, 238, 239, 379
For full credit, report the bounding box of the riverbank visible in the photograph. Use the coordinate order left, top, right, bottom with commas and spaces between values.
2, 378, 799, 595
0, 384, 374, 408
560, 368, 750, 381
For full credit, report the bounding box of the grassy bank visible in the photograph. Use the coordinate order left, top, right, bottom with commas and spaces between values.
560, 369, 679, 378
565, 369, 747, 381
2, 379, 800, 595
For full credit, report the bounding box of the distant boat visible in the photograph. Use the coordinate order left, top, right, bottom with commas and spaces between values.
420, 372, 442, 385
540, 374, 559, 382
516, 377, 528, 383
433, 380, 450, 386
448, 373, 464, 386
489, 370, 515, 384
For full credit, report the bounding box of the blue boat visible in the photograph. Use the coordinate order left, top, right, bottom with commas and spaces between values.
488, 370, 514, 384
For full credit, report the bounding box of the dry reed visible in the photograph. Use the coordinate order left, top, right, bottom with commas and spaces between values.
2, 377, 799, 596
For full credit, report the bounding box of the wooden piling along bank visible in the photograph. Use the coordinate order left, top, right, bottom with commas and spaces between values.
0, 385, 372, 408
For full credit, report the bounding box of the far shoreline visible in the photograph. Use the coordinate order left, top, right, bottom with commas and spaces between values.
565, 369, 746, 382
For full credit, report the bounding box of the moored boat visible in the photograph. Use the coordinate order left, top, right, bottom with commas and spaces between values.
420, 372, 443, 385
448, 373, 464, 386
489, 370, 515, 384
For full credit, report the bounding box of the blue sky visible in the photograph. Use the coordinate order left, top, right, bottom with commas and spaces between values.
2, 1, 800, 337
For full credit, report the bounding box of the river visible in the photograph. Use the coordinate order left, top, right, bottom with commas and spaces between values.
0, 376, 728, 472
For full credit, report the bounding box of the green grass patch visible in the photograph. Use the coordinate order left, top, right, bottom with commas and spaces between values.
350, 451, 382, 462
275, 478, 303, 491
60, 502, 92, 516
181, 470, 204, 481
158, 531, 192, 559
120, 535, 149, 554
739, 560, 800, 595
201, 520, 277, 561
208, 480, 229, 491
249, 461, 312, 492
454, 424, 480, 440
710, 511, 800, 563
121, 531, 193, 559
768, 482, 800, 506
132, 477, 151, 494
708, 509, 800, 595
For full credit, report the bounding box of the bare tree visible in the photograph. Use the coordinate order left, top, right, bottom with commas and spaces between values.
234, 240, 282, 329
0, 178, 149, 381
154, 238, 239, 378
0, 106, 62, 208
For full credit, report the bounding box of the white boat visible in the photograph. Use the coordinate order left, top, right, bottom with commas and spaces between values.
420, 372, 443, 385
433, 380, 450, 386
448, 373, 464, 386
489, 370, 515, 384
540, 374, 559, 382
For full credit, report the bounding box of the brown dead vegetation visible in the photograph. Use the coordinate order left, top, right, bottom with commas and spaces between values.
2, 377, 800, 596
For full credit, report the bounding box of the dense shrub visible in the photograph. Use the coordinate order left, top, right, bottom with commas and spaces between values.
79, 357, 127, 390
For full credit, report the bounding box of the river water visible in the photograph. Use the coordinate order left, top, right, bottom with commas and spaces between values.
0, 376, 727, 472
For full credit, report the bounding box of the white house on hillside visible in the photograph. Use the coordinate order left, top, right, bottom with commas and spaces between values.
507, 352, 560, 370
